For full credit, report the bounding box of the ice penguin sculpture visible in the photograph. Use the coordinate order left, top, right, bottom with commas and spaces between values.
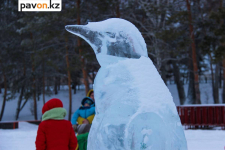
65, 18, 187, 150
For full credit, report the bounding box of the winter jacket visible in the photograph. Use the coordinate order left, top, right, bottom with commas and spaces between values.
77, 114, 95, 125
35, 98, 78, 150
71, 106, 95, 125
71, 97, 95, 125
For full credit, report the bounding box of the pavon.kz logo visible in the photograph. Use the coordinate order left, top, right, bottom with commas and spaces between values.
18, 0, 61, 12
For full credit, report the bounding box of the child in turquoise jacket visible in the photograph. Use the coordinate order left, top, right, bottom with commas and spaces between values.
71, 97, 95, 126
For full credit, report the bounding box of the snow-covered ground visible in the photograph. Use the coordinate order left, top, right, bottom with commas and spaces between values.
0, 122, 224, 150
185, 129, 225, 150
0, 83, 224, 150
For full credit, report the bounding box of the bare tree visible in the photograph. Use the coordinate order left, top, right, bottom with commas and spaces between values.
0, 64, 7, 121
186, 0, 201, 104
77, 0, 90, 94
220, 0, 225, 103
223, 59, 225, 103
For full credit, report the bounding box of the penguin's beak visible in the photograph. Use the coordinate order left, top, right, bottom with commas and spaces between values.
65, 25, 102, 54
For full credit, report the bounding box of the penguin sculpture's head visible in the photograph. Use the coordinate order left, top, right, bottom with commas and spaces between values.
65, 18, 148, 66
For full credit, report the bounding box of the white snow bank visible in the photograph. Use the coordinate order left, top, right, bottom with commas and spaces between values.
0, 122, 38, 150
0, 122, 224, 150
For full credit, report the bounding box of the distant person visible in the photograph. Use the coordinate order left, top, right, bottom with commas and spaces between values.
87, 89, 95, 102
35, 98, 78, 150
71, 97, 95, 134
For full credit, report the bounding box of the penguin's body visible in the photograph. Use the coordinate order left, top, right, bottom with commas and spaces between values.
66, 18, 187, 150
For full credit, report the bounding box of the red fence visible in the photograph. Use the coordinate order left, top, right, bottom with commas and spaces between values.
177, 105, 225, 129
1, 105, 225, 130
0, 120, 41, 129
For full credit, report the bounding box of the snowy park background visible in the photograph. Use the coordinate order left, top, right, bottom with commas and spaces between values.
1, 83, 225, 150
0, 82, 224, 122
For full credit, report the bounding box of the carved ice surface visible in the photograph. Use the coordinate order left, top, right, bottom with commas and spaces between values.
65, 18, 147, 66
66, 18, 187, 150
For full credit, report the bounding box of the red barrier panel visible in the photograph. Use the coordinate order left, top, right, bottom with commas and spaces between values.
208, 107, 214, 125
196, 107, 201, 125
223, 107, 225, 124
190, 107, 195, 125
0, 120, 41, 129
184, 107, 189, 125
0, 122, 18, 129
202, 107, 207, 125
177, 105, 225, 129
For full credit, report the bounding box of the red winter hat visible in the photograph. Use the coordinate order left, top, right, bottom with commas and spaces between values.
42, 98, 63, 114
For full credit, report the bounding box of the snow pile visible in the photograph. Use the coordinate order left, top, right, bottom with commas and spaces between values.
0, 122, 38, 150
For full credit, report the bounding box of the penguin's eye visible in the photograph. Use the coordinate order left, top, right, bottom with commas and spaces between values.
119, 31, 126, 38
99, 32, 104, 38
105, 32, 115, 38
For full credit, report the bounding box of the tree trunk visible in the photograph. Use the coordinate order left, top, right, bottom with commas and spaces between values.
186, 0, 201, 104
220, 0, 223, 9
187, 52, 196, 104
0, 73, 7, 121
219, 62, 222, 88
46, 77, 50, 92
116, 0, 120, 18
37, 80, 41, 101
161, 65, 167, 85
42, 76, 45, 104
31, 33, 37, 120
15, 85, 25, 120
65, 37, 72, 121
223, 59, 225, 103
214, 63, 220, 103
57, 77, 60, 91
54, 77, 58, 95
187, 71, 195, 104
77, 0, 89, 95
172, 61, 186, 105
32, 56, 37, 120
15, 63, 26, 120
220, 0, 225, 103
209, 54, 216, 103
42, 58, 45, 105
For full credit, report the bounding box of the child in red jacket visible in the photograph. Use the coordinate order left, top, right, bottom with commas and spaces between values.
35, 98, 78, 150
